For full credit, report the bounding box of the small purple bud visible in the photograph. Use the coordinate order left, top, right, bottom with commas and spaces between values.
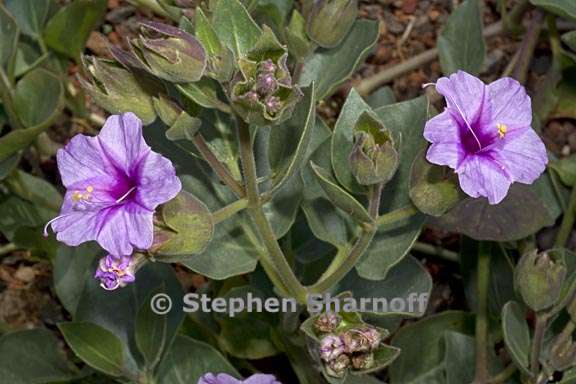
241, 90, 259, 105
256, 73, 278, 96
259, 59, 277, 74
319, 334, 345, 362
94, 254, 137, 290
351, 353, 375, 370
342, 326, 382, 353
314, 312, 342, 333
326, 353, 351, 378
264, 96, 282, 115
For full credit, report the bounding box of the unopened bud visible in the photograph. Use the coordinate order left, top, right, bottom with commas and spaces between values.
342, 326, 382, 353
515, 250, 566, 312
351, 352, 375, 370
350, 112, 399, 185
264, 95, 283, 115
306, 0, 358, 48
136, 21, 206, 83
326, 353, 350, 378
79, 56, 158, 124
319, 335, 345, 362
259, 59, 277, 74
550, 333, 576, 371
256, 73, 278, 95
314, 312, 342, 333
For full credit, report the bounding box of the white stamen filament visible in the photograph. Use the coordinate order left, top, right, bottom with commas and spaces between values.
444, 93, 483, 151
115, 186, 137, 204
43, 213, 75, 237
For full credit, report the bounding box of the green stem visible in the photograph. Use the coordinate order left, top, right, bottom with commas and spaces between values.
0, 68, 22, 130
0, 243, 17, 256
487, 363, 517, 384
412, 242, 459, 262
212, 198, 249, 224
376, 205, 418, 226
192, 133, 245, 198
309, 183, 383, 294
237, 119, 307, 303
512, 10, 543, 85
554, 185, 576, 248
530, 313, 548, 376
474, 242, 491, 384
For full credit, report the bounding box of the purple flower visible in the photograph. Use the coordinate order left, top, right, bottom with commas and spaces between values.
424, 71, 548, 204
44, 113, 181, 255
197, 373, 281, 384
94, 254, 136, 290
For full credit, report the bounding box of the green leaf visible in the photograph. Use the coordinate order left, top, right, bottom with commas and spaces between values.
530, 0, 576, 21
74, 262, 184, 377
306, 0, 358, 48
59, 322, 125, 377
0, 4, 19, 70
155, 335, 239, 384
340, 256, 432, 319
52, 243, 101, 314
389, 311, 475, 384
164, 113, 202, 142
43, 0, 107, 59
0, 329, 79, 384
6, 170, 62, 212
212, 0, 262, 58
177, 79, 231, 113
311, 162, 373, 224
300, 20, 379, 100
437, 0, 486, 75
194, 7, 234, 81
355, 214, 425, 281
285, 10, 315, 61
302, 198, 356, 249
0, 154, 20, 180
0, 120, 55, 162
0, 196, 51, 240
216, 286, 279, 359
409, 150, 464, 216
5, 0, 52, 38
331, 88, 373, 194
432, 181, 559, 242
501, 301, 531, 375
269, 85, 316, 194
550, 153, 576, 186
154, 190, 214, 259
135, 287, 170, 370
13, 67, 63, 128
563, 31, 576, 52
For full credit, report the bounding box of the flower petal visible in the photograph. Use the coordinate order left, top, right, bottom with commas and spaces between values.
487, 128, 548, 184
457, 155, 512, 205
56, 134, 114, 188
423, 110, 460, 144
198, 373, 242, 384
436, 70, 487, 126
96, 202, 154, 255
426, 142, 466, 169
98, 112, 151, 174
487, 77, 532, 131
134, 151, 182, 211
244, 374, 281, 384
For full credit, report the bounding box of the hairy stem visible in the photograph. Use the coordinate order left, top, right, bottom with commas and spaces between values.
530, 313, 548, 377
473, 242, 491, 384
237, 119, 308, 303
412, 242, 459, 262
487, 363, 517, 384
0, 68, 22, 130
555, 185, 576, 248
212, 198, 249, 224
192, 133, 245, 198
512, 10, 544, 84
309, 183, 384, 294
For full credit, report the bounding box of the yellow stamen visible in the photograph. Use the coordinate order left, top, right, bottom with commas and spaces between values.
86, 185, 94, 193
72, 191, 84, 202
497, 123, 507, 139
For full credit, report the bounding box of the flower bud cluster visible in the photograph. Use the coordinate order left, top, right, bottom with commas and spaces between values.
237, 59, 285, 117
314, 313, 382, 377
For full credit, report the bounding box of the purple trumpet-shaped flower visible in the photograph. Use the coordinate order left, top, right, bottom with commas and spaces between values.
197, 373, 281, 384
424, 71, 548, 204
94, 254, 136, 290
44, 112, 181, 255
